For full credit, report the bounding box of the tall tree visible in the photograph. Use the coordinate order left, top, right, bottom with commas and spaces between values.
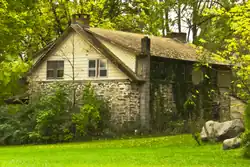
200, 1, 250, 157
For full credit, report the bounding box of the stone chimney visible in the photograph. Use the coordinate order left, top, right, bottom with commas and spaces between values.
141, 36, 151, 56
136, 36, 151, 78
71, 14, 90, 28
167, 32, 187, 43
136, 36, 151, 131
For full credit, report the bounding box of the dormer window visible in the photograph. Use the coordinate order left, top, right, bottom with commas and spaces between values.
47, 61, 64, 79
88, 59, 107, 77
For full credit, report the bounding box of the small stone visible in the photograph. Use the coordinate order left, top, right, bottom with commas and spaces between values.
223, 137, 242, 150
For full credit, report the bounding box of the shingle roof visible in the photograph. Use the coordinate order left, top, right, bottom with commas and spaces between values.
89, 28, 198, 61
33, 26, 229, 65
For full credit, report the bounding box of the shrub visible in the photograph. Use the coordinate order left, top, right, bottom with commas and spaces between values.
0, 105, 29, 145
72, 83, 110, 137
0, 82, 110, 145
243, 103, 250, 158
32, 83, 73, 143
243, 133, 250, 158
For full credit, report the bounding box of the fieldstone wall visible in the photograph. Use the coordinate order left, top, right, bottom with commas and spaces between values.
29, 80, 141, 131
151, 83, 175, 113
230, 96, 245, 120
83, 81, 140, 131
150, 82, 231, 132
217, 88, 231, 121
150, 83, 178, 131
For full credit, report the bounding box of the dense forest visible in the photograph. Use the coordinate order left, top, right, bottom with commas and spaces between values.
0, 0, 249, 157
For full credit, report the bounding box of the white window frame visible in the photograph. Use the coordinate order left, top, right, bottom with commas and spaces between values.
99, 59, 108, 77
88, 59, 108, 78
88, 59, 97, 77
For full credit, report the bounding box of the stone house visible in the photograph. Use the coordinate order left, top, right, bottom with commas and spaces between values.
27, 14, 232, 132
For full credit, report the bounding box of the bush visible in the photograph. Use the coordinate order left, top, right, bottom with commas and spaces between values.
243, 103, 250, 158
32, 84, 73, 143
0, 105, 30, 145
72, 83, 110, 137
0, 82, 110, 145
243, 133, 250, 158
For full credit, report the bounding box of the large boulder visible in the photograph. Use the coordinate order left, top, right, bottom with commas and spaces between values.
200, 119, 244, 141
223, 137, 242, 150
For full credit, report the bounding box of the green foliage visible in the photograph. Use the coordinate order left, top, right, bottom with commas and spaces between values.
72, 84, 109, 137
243, 103, 250, 158
0, 105, 29, 145
184, 96, 202, 145
201, 1, 250, 158
0, 59, 30, 104
243, 132, 250, 158
245, 103, 250, 134
184, 97, 196, 112
75, 84, 110, 135
32, 84, 73, 143
0, 83, 110, 145
150, 58, 217, 134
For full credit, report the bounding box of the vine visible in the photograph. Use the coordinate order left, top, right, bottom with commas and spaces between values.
150, 57, 220, 133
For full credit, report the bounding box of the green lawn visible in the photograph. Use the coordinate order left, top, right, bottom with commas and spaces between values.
0, 135, 249, 167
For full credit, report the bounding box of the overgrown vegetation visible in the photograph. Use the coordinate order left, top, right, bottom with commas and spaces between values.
0, 83, 110, 145
243, 103, 250, 158
199, 1, 250, 158
150, 58, 219, 136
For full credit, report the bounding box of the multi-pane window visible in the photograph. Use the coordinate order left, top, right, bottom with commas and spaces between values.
88, 60, 96, 77
47, 61, 64, 79
88, 59, 107, 77
99, 59, 107, 77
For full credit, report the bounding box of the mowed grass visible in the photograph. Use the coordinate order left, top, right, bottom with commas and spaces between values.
0, 135, 249, 167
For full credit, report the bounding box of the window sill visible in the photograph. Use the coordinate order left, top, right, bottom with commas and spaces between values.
46, 77, 64, 80
88, 76, 108, 78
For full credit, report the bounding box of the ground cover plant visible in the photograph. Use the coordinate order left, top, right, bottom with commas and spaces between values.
0, 135, 249, 167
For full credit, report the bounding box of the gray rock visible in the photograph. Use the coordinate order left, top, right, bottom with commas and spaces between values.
223, 137, 242, 150
200, 120, 218, 141
200, 119, 244, 142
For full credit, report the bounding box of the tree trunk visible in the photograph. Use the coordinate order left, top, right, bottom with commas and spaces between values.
164, 6, 170, 34
177, 3, 181, 33
49, 0, 63, 35
192, 1, 198, 43
161, 7, 165, 36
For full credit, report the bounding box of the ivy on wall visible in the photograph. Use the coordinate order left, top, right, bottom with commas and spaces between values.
150, 57, 220, 133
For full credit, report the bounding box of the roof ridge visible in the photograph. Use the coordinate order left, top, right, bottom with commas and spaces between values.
89, 27, 194, 46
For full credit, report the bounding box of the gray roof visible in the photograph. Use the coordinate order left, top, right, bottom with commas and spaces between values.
89, 27, 198, 61
32, 24, 229, 71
